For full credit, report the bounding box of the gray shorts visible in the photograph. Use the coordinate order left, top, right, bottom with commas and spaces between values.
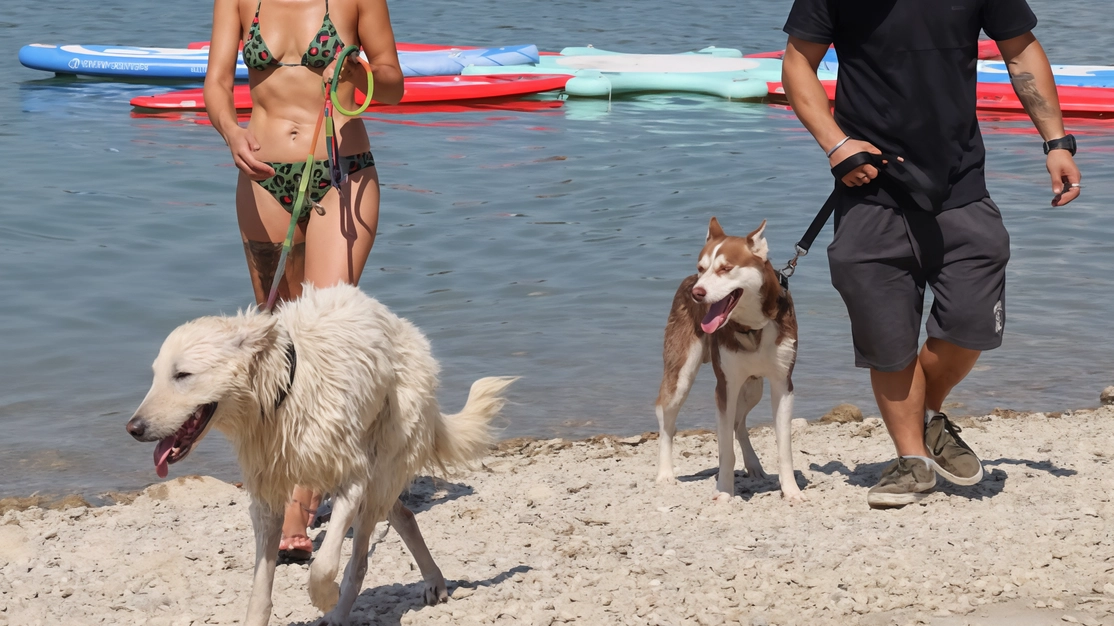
827, 195, 1010, 372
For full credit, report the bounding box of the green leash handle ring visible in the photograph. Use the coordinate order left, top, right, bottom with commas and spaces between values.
329, 44, 374, 116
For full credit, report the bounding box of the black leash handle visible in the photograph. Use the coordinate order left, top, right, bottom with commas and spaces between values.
778, 150, 941, 290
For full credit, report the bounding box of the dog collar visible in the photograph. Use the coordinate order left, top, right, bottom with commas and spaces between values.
274, 341, 297, 411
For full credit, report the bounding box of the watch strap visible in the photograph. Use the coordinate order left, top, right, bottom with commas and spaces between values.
1043, 134, 1077, 156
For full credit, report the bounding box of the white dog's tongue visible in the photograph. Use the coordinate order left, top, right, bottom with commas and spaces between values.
154, 437, 174, 478
701, 299, 732, 334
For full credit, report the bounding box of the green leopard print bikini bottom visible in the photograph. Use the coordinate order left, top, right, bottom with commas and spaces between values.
256, 151, 375, 220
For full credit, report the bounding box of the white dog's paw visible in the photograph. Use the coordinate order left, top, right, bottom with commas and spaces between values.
712, 491, 735, 503
309, 578, 340, 613
424, 575, 449, 606
782, 489, 806, 503
655, 471, 677, 484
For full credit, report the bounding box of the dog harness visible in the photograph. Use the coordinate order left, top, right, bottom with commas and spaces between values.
273, 341, 297, 411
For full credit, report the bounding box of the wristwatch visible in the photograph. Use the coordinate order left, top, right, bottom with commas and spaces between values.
1043, 134, 1077, 156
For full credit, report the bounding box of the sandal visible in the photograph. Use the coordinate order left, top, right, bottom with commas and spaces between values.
278, 534, 313, 563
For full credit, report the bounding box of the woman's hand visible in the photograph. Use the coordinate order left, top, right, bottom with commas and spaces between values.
322, 54, 365, 111
322, 53, 361, 85
227, 126, 275, 180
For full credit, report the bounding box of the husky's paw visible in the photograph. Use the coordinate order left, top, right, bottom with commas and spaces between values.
424, 574, 449, 606
743, 463, 767, 479
712, 491, 735, 503
309, 579, 340, 613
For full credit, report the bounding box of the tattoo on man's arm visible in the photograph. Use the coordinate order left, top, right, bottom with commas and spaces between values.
1009, 71, 1053, 119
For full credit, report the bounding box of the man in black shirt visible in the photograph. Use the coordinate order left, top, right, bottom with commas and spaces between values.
781, 0, 1081, 508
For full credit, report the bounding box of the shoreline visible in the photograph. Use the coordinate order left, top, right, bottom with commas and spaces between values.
3, 404, 1114, 625
1, 396, 1110, 509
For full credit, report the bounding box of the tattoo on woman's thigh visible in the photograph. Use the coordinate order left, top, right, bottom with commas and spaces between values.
243, 241, 305, 302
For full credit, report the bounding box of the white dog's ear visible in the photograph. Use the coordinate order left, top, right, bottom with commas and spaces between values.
747, 219, 768, 261
706, 217, 725, 242
229, 314, 277, 354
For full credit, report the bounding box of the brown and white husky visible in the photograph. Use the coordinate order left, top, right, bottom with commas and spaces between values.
655, 217, 803, 502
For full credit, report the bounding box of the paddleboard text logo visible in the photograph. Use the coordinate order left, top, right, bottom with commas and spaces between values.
69, 59, 150, 72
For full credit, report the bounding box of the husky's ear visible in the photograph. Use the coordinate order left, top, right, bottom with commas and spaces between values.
706, 217, 725, 242
228, 314, 277, 354
747, 219, 769, 261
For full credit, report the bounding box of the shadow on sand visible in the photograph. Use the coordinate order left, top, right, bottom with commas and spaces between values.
286, 564, 531, 626
806, 454, 1082, 502
677, 467, 810, 501
276, 477, 477, 564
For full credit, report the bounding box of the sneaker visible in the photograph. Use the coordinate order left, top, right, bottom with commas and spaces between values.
867, 456, 937, 509
925, 413, 984, 486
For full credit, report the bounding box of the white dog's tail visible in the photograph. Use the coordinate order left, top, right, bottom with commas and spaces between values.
433, 376, 517, 471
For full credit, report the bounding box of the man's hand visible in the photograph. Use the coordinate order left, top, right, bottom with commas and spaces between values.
1047, 150, 1081, 207
829, 139, 884, 187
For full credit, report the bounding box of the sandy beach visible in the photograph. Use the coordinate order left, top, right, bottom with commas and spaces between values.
2, 403, 1113, 626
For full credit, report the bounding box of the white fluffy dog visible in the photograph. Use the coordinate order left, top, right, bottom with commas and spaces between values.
126, 283, 515, 626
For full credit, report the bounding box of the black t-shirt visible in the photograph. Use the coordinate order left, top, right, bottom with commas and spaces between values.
784, 0, 1037, 210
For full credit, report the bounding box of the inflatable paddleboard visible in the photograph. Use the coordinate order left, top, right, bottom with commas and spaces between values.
400, 45, 539, 77
818, 47, 1114, 89
20, 43, 539, 80
18, 44, 241, 79
977, 61, 1114, 89
129, 74, 571, 110
189, 41, 475, 51
746, 40, 1002, 61
767, 80, 1114, 118
464, 47, 835, 99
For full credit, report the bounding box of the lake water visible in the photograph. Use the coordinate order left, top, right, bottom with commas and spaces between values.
1, 0, 1112, 498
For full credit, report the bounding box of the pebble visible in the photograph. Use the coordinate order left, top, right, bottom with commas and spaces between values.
819, 403, 863, 424
1100, 386, 1114, 406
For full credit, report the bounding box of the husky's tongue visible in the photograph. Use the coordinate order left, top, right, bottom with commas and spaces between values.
701, 297, 734, 334
154, 436, 175, 479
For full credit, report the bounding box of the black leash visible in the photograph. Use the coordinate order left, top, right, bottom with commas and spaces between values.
777, 151, 944, 290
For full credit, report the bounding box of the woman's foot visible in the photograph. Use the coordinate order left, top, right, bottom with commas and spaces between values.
279, 486, 320, 563
278, 534, 314, 563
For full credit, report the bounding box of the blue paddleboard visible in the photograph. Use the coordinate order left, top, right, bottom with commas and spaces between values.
18, 44, 248, 80
19, 43, 540, 81
820, 47, 1114, 89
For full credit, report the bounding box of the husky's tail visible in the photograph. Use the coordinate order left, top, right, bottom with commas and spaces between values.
432, 376, 517, 471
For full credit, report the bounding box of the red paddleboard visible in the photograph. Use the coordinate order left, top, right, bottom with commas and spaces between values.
747, 39, 1002, 60
766, 80, 1114, 118
130, 74, 571, 110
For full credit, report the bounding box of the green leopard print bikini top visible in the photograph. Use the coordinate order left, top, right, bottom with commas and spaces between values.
242, 0, 345, 71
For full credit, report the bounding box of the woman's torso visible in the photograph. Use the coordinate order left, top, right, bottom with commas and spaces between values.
238, 0, 370, 163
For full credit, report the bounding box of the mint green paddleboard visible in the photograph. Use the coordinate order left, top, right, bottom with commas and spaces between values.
461, 47, 835, 99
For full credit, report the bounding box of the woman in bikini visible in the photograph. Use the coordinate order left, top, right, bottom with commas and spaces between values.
203, 0, 418, 566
